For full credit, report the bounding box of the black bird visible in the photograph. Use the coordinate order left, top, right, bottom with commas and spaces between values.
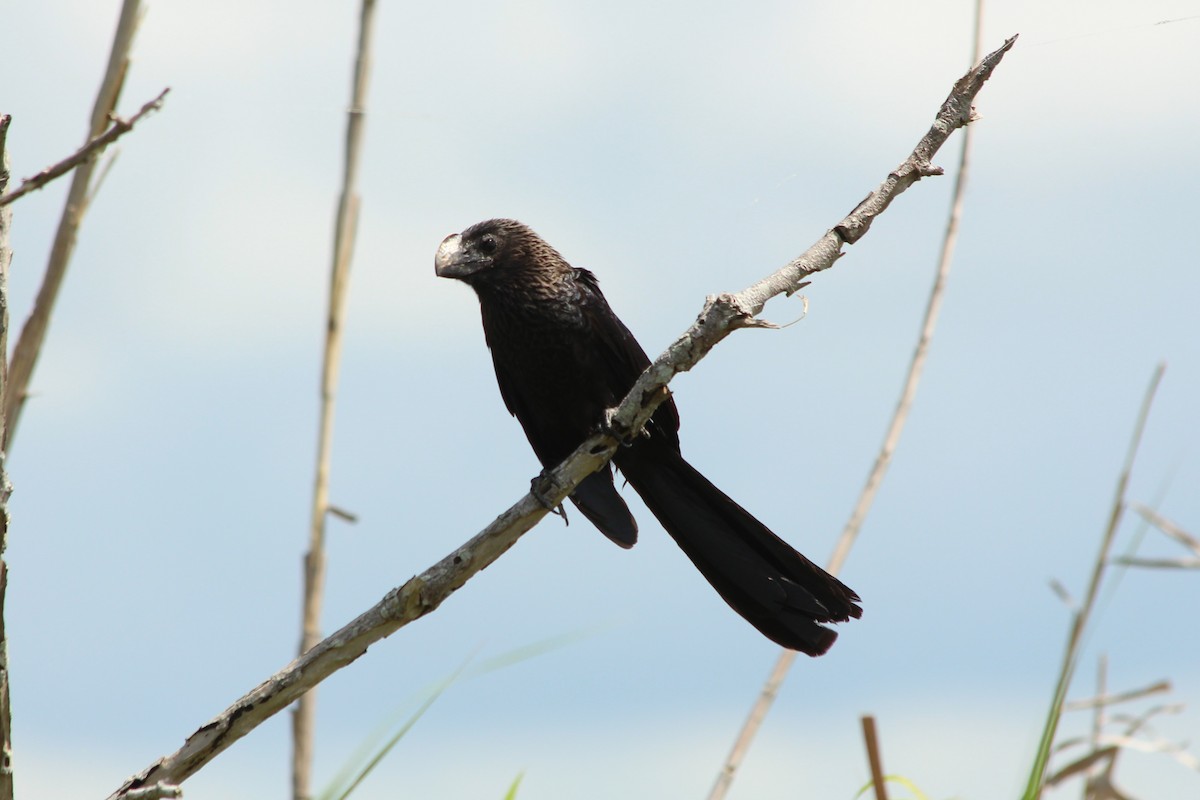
434, 219, 861, 654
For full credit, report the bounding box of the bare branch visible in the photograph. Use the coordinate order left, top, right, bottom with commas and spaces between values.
105, 35, 1018, 800
0, 89, 168, 208
0, 112, 16, 800
3, 0, 144, 451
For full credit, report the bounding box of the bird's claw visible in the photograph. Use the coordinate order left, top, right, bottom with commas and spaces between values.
600, 406, 642, 447
530, 472, 570, 526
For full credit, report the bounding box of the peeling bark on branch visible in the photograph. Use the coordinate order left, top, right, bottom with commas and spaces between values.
106, 35, 1017, 800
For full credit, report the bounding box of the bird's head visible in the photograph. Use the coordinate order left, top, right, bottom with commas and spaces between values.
434, 218, 563, 284
434, 218, 523, 281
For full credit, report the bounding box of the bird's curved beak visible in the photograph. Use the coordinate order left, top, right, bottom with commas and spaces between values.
434, 233, 485, 279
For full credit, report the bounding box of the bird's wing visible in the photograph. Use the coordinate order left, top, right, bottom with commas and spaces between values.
575, 267, 681, 449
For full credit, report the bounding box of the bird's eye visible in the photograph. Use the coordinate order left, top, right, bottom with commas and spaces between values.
478, 234, 499, 255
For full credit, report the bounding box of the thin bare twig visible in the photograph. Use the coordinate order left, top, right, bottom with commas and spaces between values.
105, 36, 1017, 799
0, 113, 16, 800
3, 0, 143, 451
861, 716, 890, 800
0, 88, 168, 208
293, 2, 377, 798
706, 9, 994, 799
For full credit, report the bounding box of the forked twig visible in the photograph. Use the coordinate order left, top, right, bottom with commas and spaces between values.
3, 0, 144, 450
0, 88, 168, 208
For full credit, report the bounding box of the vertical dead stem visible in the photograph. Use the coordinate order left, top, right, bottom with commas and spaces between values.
292, 2, 377, 799
705, 5, 987, 798
861, 715, 889, 800
0, 113, 15, 800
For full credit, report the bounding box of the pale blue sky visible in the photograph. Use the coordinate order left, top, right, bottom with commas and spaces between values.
6, 1, 1200, 799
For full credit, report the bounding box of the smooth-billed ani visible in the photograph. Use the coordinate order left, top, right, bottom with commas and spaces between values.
434, 218, 861, 654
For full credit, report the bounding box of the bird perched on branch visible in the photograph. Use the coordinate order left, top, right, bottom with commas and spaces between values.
434, 218, 861, 654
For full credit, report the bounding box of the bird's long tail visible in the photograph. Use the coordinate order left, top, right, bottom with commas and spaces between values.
615, 442, 861, 655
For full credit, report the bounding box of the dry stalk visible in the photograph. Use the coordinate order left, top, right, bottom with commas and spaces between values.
293, 2, 378, 799
706, 7, 993, 799
105, 34, 1017, 800
860, 716, 890, 800
0, 113, 15, 800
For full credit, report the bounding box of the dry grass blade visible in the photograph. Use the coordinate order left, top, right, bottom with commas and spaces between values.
293, 1, 378, 798
1116, 702, 1186, 738
1064, 680, 1171, 712
1045, 745, 1118, 787
1131, 503, 1200, 555
1097, 734, 1200, 770
1048, 578, 1078, 610
1110, 556, 1200, 570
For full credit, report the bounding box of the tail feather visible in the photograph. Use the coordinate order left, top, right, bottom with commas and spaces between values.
616, 442, 861, 655
571, 469, 638, 548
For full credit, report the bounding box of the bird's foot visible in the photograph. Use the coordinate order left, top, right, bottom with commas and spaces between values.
600, 405, 644, 446
530, 471, 570, 526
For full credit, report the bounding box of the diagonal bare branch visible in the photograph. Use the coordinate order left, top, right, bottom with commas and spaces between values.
3, 0, 144, 451
0, 88, 168, 208
105, 34, 1018, 800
